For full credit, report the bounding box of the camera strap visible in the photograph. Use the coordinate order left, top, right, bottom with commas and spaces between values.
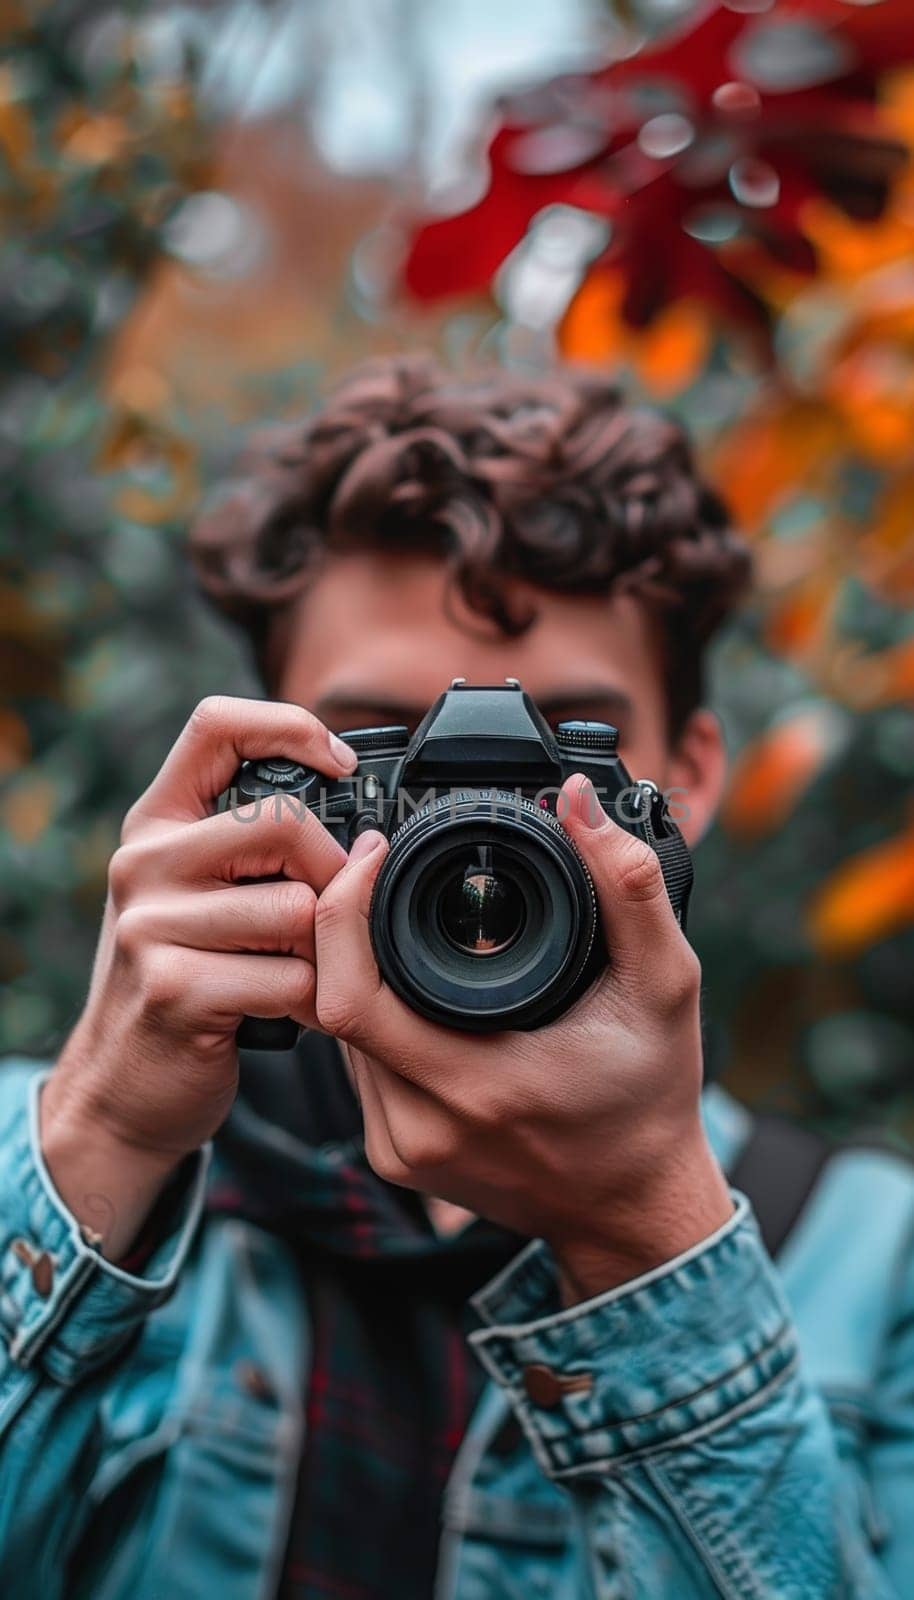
638, 793, 694, 930
729, 1115, 833, 1259
652, 827, 694, 929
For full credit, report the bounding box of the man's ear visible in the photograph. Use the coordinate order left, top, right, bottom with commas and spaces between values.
665, 708, 727, 848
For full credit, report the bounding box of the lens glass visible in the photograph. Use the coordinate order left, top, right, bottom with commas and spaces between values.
437, 848, 526, 957
370, 793, 601, 1032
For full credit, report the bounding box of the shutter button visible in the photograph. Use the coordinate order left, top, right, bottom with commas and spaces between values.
522, 1363, 593, 1408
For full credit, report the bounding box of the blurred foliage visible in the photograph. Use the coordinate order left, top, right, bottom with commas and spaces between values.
2, 0, 914, 1141
0, 2, 255, 1056
405, 0, 914, 1137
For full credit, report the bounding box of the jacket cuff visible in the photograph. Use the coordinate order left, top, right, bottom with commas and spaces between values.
0, 1070, 209, 1382
468, 1194, 798, 1480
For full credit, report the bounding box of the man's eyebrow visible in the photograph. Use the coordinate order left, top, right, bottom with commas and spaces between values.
314, 694, 426, 725
316, 687, 634, 722
534, 687, 634, 718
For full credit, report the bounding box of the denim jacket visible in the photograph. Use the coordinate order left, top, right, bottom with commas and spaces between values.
1, 1057, 913, 1599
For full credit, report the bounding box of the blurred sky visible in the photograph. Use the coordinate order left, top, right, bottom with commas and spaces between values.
155, 0, 605, 185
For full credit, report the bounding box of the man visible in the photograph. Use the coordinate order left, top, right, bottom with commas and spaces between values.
0, 357, 912, 1599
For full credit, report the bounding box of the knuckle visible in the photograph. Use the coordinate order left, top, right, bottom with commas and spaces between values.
275, 879, 315, 926
113, 905, 154, 961
280, 797, 319, 842
314, 981, 358, 1039
391, 1120, 460, 1173
249, 794, 316, 848
284, 959, 315, 1011
189, 694, 230, 737
137, 945, 184, 1013
662, 945, 702, 1012
314, 887, 346, 940
364, 1137, 404, 1187
475, 1086, 515, 1130
450, 1078, 511, 1131
108, 842, 144, 908
119, 800, 145, 845
615, 836, 665, 904
266, 792, 309, 831
237, 795, 309, 851
292, 705, 322, 741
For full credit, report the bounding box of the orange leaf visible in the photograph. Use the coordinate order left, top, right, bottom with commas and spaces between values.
854, 639, 914, 707
560, 272, 710, 397
827, 349, 914, 463
809, 823, 914, 959
722, 706, 846, 840
98, 409, 198, 524
0, 67, 32, 173
115, 438, 198, 524
859, 470, 914, 602
636, 300, 710, 397
711, 403, 841, 530
764, 573, 837, 661
864, 469, 914, 557
60, 112, 128, 167
2, 778, 55, 845
559, 269, 626, 365
0, 710, 30, 776
803, 196, 914, 284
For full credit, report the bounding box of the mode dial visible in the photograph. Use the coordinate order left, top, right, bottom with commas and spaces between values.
554, 720, 619, 754
250, 758, 312, 789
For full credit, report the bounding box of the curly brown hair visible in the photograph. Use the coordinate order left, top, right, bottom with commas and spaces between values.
189, 355, 751, 735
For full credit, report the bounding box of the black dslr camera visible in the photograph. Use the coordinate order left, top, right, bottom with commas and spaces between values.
229, 680, 692, 1049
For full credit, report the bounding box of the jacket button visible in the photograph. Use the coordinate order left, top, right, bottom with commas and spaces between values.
522, 1364, 565, 1408
235, 1361, 275, 1403
522, 1363, 593, 1408
11, 1239, 54, 1298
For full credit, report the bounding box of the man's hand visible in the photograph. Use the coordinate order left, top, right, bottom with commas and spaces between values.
314, 773, 732, 1304
41, 695, 355, 1260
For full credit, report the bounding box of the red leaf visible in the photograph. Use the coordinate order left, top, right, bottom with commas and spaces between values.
401, 0, 913, 345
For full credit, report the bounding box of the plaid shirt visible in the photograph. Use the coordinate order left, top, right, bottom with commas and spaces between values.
207, 1033, 523, 1600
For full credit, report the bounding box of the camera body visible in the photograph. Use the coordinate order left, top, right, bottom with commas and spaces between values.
228, 680, 692, 1048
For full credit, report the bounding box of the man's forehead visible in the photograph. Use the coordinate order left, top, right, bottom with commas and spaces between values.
285, 553, 649, 645
274, 549, 663, 718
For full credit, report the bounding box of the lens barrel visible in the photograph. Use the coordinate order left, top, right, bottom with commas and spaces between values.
369, 791, 603, 1032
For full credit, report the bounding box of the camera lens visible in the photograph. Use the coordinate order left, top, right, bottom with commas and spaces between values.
369, 792, 604, 1032
437, 850, 527, 957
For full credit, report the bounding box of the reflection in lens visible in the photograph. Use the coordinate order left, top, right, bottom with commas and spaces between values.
438, 848, 526, 957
